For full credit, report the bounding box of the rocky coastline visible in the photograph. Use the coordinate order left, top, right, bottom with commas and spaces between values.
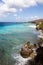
20, 21, 43, 65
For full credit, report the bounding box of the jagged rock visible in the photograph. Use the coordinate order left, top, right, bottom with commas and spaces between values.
37, 38, 43, 47
20, 40, 43, 65
20, 43, 33, 58
33, 47, 43, 65
24, 47, 43, 65
20, 21, 43, 65
20, 42, 37, 58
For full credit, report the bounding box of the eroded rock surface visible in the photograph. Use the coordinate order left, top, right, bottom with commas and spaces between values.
20, 41, 43, 65
20, 42, 37, 58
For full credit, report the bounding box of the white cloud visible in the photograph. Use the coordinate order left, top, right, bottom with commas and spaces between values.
36, 0, 43, 3
10, 15, 40, 22
3, 0, 43, 8
0, 3, 17, 16
3, 0, 37, 8
9, 8, 17, 13
0, 0, 43, 17
14, 14, 17, 16
29, 16, 39, 21
15, 16, 25, 22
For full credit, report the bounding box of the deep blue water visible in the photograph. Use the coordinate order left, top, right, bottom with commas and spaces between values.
0, 22, 38, 65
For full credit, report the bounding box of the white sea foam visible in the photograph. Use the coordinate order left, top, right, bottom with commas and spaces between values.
12, 54, 31, 65
38, 35, 43, 38
29, 25, 36, 28
38, 30, 43, 38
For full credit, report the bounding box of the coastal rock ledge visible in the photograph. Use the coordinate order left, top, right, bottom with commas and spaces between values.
20, 41, 43, 65
20, 42, 37, 59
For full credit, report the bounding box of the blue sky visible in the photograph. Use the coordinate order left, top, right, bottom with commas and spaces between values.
0, 0, 43, 22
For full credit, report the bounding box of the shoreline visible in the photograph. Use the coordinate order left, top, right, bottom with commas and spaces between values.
20, 21, 43, 65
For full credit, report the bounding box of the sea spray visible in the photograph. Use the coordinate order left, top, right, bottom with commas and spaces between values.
12, 54, 32, 65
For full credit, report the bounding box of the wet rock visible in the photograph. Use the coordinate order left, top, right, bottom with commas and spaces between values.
37, 38, 43, 47
20, 40, 43, 65
33, 47, 43, 65
20, 42, 37, 58
20, 48, 33, 58
24, 47, 43, 65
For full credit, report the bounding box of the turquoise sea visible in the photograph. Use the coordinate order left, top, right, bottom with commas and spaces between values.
0, 22, 38, 65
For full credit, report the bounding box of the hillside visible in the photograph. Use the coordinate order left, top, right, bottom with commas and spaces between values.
32, 19, 43, 24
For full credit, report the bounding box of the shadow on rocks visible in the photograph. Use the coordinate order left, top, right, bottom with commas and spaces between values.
25, 47, 43, 65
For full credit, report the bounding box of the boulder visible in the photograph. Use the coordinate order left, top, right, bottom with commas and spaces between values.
24, 47, 43, 65
20, 42, 37, 58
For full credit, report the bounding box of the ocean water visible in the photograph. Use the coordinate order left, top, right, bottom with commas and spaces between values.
0, 22, 38, 65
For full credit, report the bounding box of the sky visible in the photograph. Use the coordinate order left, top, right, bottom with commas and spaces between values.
0, 0, 43, 22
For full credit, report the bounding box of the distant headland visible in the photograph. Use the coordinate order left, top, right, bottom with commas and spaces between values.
31, 19, 43, 23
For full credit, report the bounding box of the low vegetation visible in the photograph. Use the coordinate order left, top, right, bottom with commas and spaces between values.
36, 22, 43, 30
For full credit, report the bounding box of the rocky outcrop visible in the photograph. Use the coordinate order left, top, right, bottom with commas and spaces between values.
20, 42, 37, 58
20, 20, 43, 65
36, 22, 43, 30
33, 47, 43, 65
20, 41, 43, 65
24, 47, 43, 65
20, 40, 43, 58
37, 38, 43, 47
